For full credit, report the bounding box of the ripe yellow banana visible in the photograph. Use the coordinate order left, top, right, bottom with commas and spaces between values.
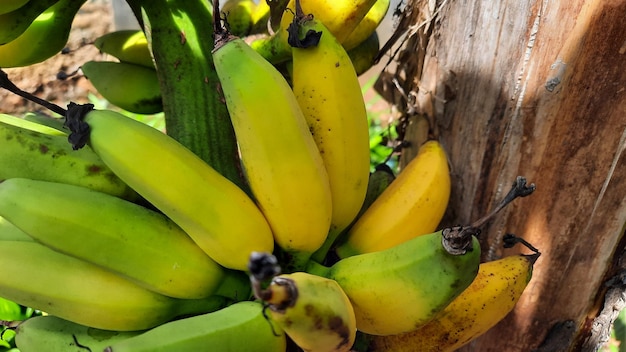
337, 140, 451, 257
287, 10, 370, 264
249, 0, 270, 34
369, 252, 539, 351
104, 301, 286, 352
222, 0, 255, 37
253, 270, 357, 352
0, 117, 137, 200
81, 60, 162, 114
64, 104, 274, 271
250, 0, 379, 64
0, 178, 227, 299
93, 30, 154, 68
0, 0, 59, 44
212, 24, 332, 270
0, 240, 230, 331
14, 315, 143, 352
306, 226, 480, 335
0, 0, 29, 15
342, 0, 390, 50
0, 0, 86, 67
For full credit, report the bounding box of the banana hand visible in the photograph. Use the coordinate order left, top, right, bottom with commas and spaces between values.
104, 301, 286, 352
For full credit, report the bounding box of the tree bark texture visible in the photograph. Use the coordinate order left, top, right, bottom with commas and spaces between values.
376, 0, 626, 350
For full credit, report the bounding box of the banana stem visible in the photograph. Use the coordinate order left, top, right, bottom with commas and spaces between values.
471, 176, 536, 229
0, 69, 67, 117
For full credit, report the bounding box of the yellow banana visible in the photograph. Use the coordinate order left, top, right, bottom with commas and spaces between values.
222, 0, 255, 37
212, 24, 332, 270
249, 0, 270, 34
64, 104, 274, 271
14, 316, 143, 352
369, 252, 539, 351
250, 258, 356, 352
0, 240, 230, 331
104, 301, 286, 352
93, 30, 154, 68
0, 0, 59, 44
342, 0, 390, 50
81, 60, 162, 114
287, 10, 370, 264
337, 140, 451, 258
307, 227, 481, 335
0, 117, 137, 200
0, 0, 86, 67
0, 178, 228, 299
250, 0, 379, 64
0, 0, 29, 15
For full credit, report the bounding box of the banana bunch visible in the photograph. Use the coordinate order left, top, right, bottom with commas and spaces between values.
0, 0, 540, 350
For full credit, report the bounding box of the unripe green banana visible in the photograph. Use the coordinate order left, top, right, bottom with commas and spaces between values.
342, 0, 390, 50
287, 12, 370, 265
257, 271, 357, 352
14, 316, 142, 352
0, 240, 230, 331
64, 105, 274, 271
0, 0, 86, 67
250, 0, 378, 64
104, 301, 286, 352
0, 118, 138, 200
0, 178, 228, 299
0, 0, 59, 45
0, 215, 32, 242
212, 27, 332, 270
347, 31, 380, 76
0, 113, 65, 136
81, 60, 162, 114
222, 0, 255, 37
355, 163, 395, 221
307, 227, 480, 335
0, 0, 29, 15
20, 112, 66, 133
93, 30, 154, 68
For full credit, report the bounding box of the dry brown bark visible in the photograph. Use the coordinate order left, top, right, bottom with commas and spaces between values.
376, 0, 626, 350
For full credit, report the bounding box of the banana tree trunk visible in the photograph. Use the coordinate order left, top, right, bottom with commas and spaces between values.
377, 0, 626, 350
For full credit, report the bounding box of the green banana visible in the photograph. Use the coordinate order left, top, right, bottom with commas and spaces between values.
20, 112, 66, 133
14, 315, 143, 352
249, 0, 270, 34
252, 268, 357, 352
63, 104, 274, 271
0, 0, 86, 67
104, 301, 286, 352
212, 23, 332, 270
0, 240, 230, 331
0, 117, 138, 200
81, 60, 162, 114
222, 0, 255, 37
250, 0, 379, 64
0, 113, 65, 136
354, 163, 396, 222
93, 30, 154, 68
0, 215, 32, 242
287, 9, 371, 264
306, 227, 481, 335
0, 0, 30, 15
0, 0, 59, 45
347, 31, 380, 76
0, 178, 229, 300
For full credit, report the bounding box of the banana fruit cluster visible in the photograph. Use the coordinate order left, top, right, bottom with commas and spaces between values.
0, 0, 539, 351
